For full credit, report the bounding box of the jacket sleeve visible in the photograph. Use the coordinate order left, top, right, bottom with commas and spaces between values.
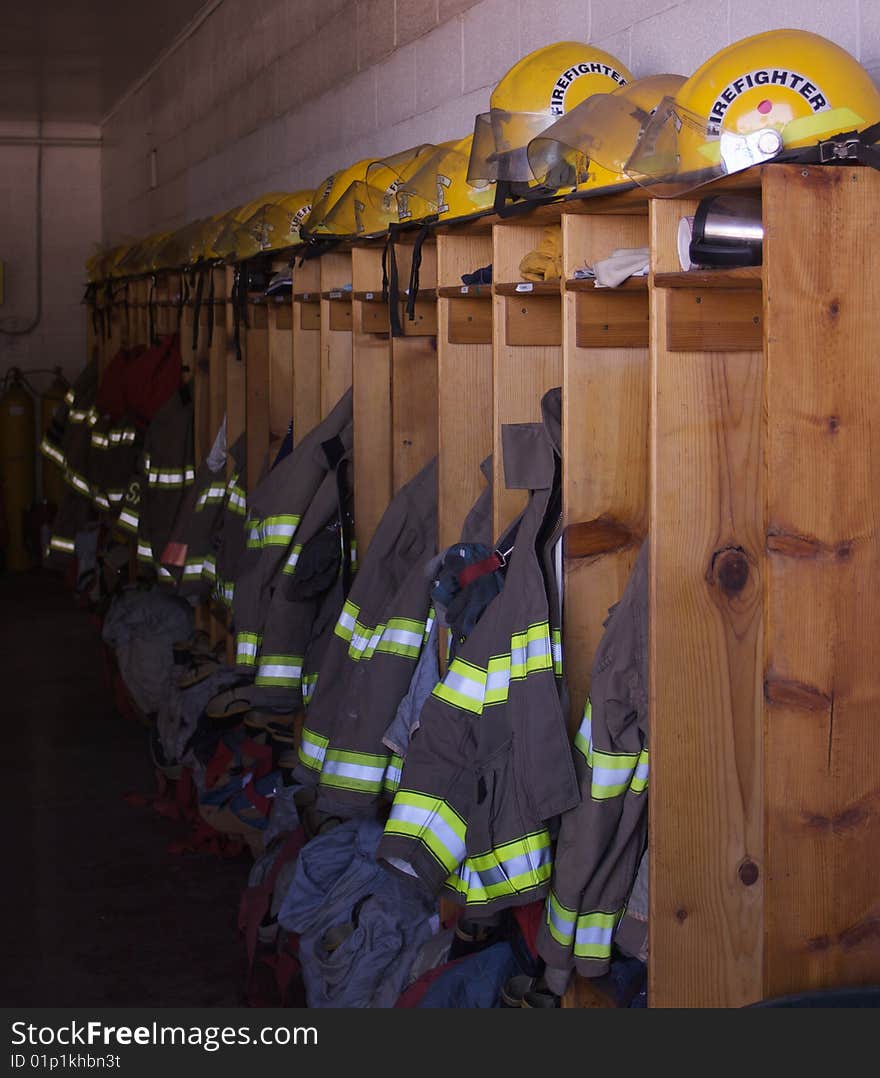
538, 544, 649, 979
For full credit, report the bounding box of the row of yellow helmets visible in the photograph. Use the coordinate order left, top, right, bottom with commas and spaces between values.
88, 27, 880, 282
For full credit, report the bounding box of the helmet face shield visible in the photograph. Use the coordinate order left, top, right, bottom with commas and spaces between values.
467, 109, 557, 183
623, 96, 784, 197
527, 76, 687, 191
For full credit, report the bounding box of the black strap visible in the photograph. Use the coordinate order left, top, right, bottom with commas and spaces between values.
406, 224, 432, 321
384, 231, 404, 338
232, 265, 243, 363
321, 434, 355, 596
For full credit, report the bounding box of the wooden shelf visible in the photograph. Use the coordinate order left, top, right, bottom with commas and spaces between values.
353, 290, 386, 303
653, 266, 762, 290
293, 291, 320, 302
495, 280, 562, 296
403, 287, 438, 301
321, 289, 353, 301
566, 276, 648, 293
438, 284, 492, 298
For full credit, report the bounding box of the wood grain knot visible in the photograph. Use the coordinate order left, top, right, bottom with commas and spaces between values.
711, 547, 750, 595
563, 517, 638, 560
675, 908, 688, 923
828, 300, 840, 319
827, 415, 840, 433
738, 859, 759, 886
764, 675, 831, 712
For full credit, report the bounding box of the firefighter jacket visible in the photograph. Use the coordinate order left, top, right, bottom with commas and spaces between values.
210, 437, 250, 609
377, 388, 579, 918
39, 361, 95, 486
135, 388, 195, 583
293, 456, 439, 817
538, 542, 648, 981
231, 387, 353, 672
87, 412, 139, 518
251, 437, 354, 711
160, 422, 230, 598
43, 364, 99, 562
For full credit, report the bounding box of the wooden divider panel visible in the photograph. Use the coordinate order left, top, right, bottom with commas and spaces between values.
246, 298, 271, 489
560, 212, 650, 739
392, 236, 439, 494
319, 252, 354, 419
352, 247, 393, 554
437, 233, 494, 551
649, 196, 764, 1008
268, 260, 294, 461
492, 221, 563, 538
292, 256, 322, 443
762, 165, 880, 998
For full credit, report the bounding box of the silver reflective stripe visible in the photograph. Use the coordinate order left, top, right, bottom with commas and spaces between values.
575, 923, 614, 948
443, 668, 485, 703
387, 802, 467, 865
322, 759, 385, 785
547, 898, 574, 938
299, 737, 326, 766
381, 625, 423, 651
258, 662, 302, 681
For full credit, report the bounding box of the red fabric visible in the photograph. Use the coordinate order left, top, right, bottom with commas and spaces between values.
513, 899, 543, 960
237, 827, 307, 977
395, 956, 467, 1008
96, 346, 145, 422
204, 739, 235, 790
457, 552, 503, 589
124, 334, 182, 430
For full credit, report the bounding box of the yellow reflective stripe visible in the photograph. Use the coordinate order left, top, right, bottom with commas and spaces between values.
282, 543, 304, 575
574, 700, 649, 799
298, 726, 329, 771
446, 829, 552, 905
383, 754, 404, 794
302, 672, 318, 707
235, 631, 262, 665
255, 654, 303, 687
384, 790, 468, 873
544, 890, 621, 958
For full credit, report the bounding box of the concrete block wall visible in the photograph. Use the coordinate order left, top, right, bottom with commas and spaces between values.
1, 122, 102, 383
101, 0, 880, 244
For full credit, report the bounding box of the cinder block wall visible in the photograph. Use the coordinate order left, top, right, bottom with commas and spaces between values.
1, 122, 102, 382
101, 0, 880, 244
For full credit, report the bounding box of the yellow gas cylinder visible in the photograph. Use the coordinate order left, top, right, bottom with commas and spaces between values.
0, 371, 37, 570
40, 370, 69, 511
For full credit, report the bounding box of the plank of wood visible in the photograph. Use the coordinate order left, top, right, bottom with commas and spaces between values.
649, 197, 764, 1009
437, 300, 493, 550
320, 253, 354, 419
208, 268, 228, 446
268, 297, 293, 455
246, 303, 271, 490
392, 335, 439, 494
576, 289, 649, 349
400, 298, 438, 336
654, 267, 762, 290
560, 213, 649, 749
491, 222, 563, 536
447, 297, 492, 345
666, 288, 762, 352
762, 164, 880, 998
353, 330, 393, 554
504, 294, 562, 347
299, 301, 321, 331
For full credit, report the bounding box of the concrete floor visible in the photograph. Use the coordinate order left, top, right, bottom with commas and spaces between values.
0, 570, 248, 1006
